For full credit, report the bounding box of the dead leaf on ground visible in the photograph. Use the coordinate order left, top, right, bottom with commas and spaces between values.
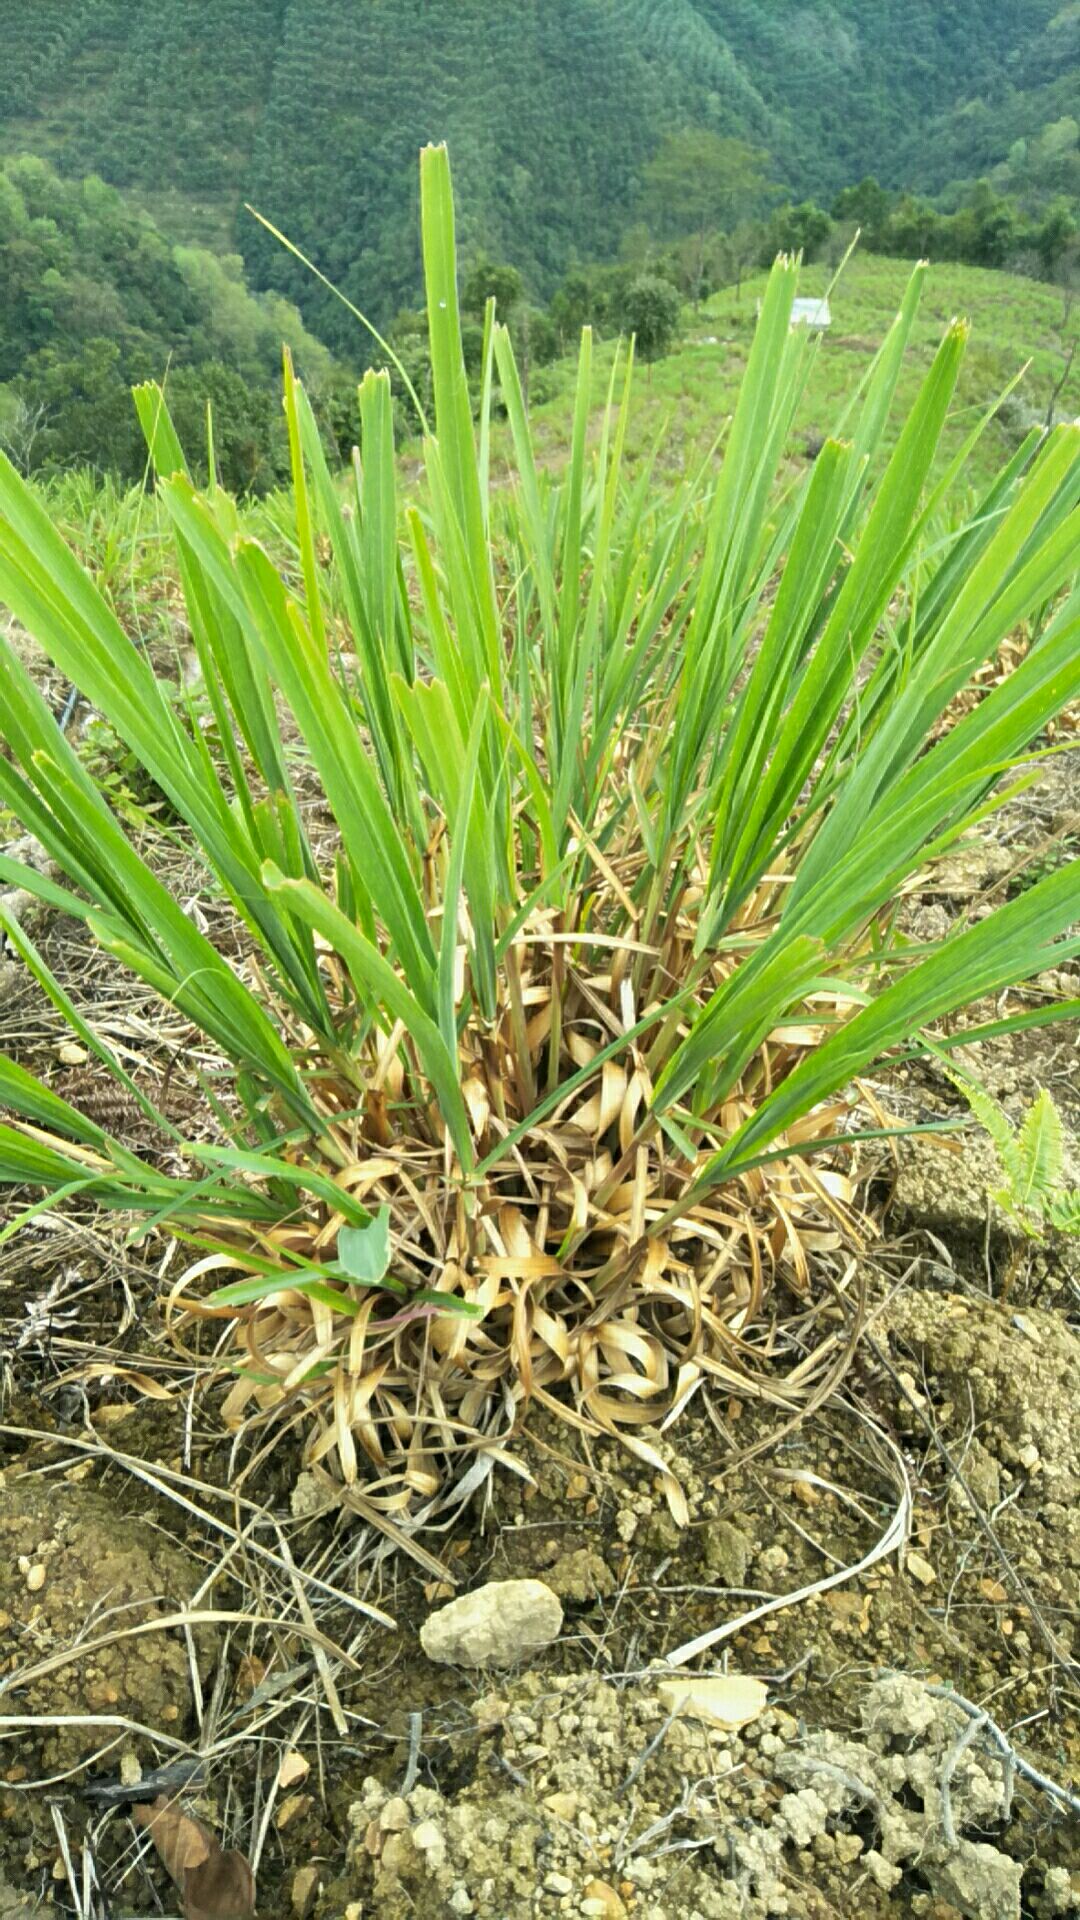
134, 1795, 256, 1920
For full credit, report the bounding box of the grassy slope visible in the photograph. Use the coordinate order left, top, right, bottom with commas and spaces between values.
513, 255, 1080, 496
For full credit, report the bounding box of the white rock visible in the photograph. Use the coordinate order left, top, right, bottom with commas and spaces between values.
930, 1838, 1023, 1920
544, 1871, 573, 1894
657, 1672, 768, 1730
420, 1579, 563, 1669
865, 1851, 902, 1893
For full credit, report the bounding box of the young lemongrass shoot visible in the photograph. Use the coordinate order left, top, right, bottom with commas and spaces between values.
0, 144, 1078, 1519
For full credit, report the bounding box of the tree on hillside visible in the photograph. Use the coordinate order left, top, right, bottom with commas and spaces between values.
760, 201, 833, 266
831, 176, 891, 248
956, 180, 1018, 267
1036, 198, 1079, 279
642, 131, 774, 305
619, 273, 680, 363
462, 253, 523, 323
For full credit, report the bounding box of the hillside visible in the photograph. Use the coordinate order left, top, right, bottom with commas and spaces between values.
513, 253, 1080, 495
1, 1, 1076, 346
0, 152, 334, 488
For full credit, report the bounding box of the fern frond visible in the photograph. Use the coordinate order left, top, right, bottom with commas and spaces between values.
934, 1052, 1022, 1194
1047, 1188, 1080, 1234
1015, 1088, 1064, 1209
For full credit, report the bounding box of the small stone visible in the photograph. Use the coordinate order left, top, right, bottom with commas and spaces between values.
865, 1850, 903, 1893
906, 1552, 936, 1587
1042, 1867, 1079, 1917
277, 1749, 310, 1790
56, 1042, 89, 1066
448, 1890, 474, 1917
291, 1865, 319, 1917
756, 1544, 790, 1577
581, 1886, 628, 1920
420, 1580, 563, 1669
1018, 1443, 1040, 1471
544, 1547, 616, 1603
657, 1672, 768, 1730
896, 1369, 928, 1410
290, 1472, 328, 1519
276, 1792, 311, 1830
379, 1797, 410, 1832
543, 1792, 579, 1820
701, 1519, 752, 1586
380, 1833, 414, 1875
930, 1837, 1023, 1920
412, 1819, 443, 1853
543, 1871, 574, 1894
24, 1566, 45, 1593
779, 1787, 829, 1848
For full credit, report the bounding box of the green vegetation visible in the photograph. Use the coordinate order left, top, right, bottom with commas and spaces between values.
0, 147, 1078, 1496
0, 153, 335, 489
2, 3, 1076, 351
939, 1067, 1080, 1238
0, 3, 1075, 484
513, 255, 1080, 497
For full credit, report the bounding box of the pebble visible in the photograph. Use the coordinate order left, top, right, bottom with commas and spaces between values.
291, 1865, 319, 1917
581, 1884, 627, 1918
420, 1579, 563, 1669
544, 1870, 573, 1894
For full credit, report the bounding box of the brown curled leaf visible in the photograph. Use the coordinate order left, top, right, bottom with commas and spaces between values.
184, 1848, 257, 1920
134, 1795, 256, 1919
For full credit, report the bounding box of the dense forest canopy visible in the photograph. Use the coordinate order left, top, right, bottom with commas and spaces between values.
0, 0, 1075, 482
1, 0, 1076, 349
0, 154, 332, 488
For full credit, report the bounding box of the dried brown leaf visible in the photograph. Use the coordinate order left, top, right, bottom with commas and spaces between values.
133, 1797, 211, 1877
134, 1796, 256, 1920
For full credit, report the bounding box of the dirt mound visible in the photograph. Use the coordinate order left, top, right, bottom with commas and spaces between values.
0, 1474, 210, 1773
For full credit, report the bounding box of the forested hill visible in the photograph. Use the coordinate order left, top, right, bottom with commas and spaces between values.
1, 0, 1075, 348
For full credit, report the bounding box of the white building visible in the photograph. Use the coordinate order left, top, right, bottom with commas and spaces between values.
790, 296, 832, 330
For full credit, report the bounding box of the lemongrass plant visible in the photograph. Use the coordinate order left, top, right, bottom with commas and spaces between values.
1, 145, 1079, 1518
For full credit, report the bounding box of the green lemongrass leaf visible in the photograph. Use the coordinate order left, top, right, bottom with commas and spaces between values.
208, 1272, 376, 1313
701, 858, 1080, 1189
338, 1209, 392, 1284
260, 863, 474, 1172
186, 1145, 373, 1223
